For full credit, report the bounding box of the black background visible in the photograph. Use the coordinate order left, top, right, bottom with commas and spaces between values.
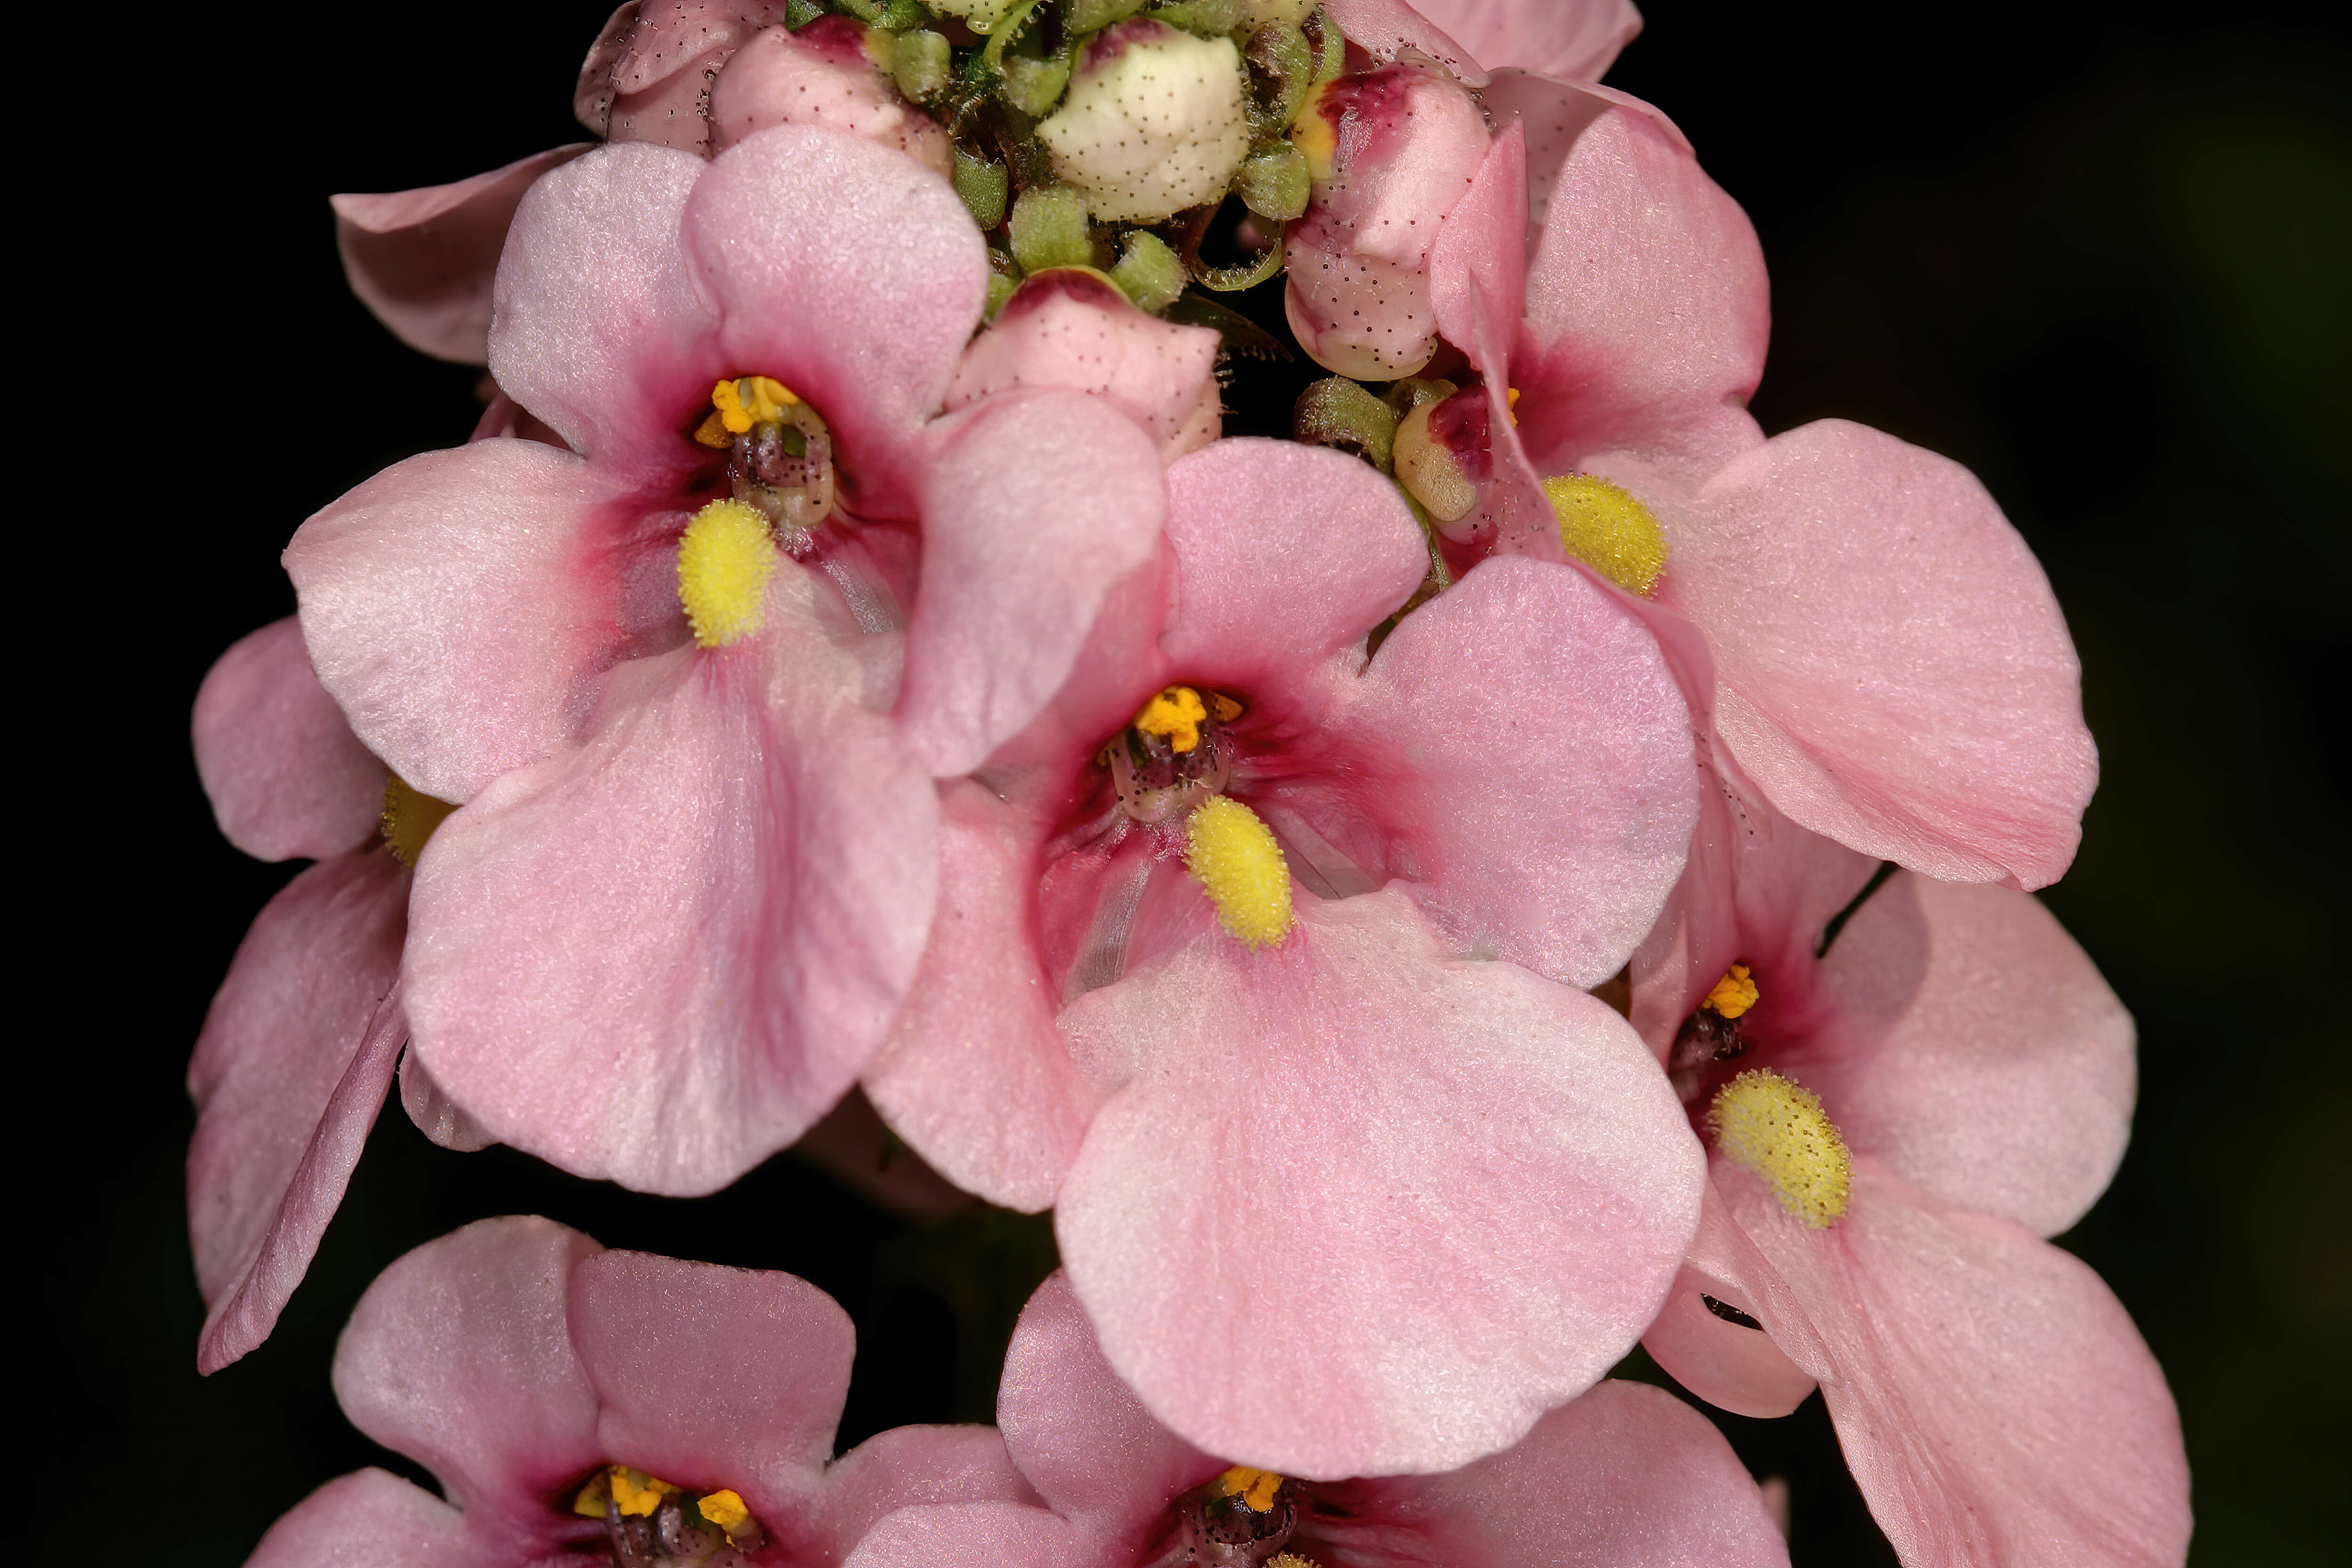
33, 1, 2347, 1561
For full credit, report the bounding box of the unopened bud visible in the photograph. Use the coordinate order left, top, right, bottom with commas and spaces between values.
1010, 185, 1094, 273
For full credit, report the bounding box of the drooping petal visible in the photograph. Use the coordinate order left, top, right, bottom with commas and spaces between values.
1055, 889, 1704, 1478
897, 391, 1167, 777
1406, 0, 1643, 81
404, 572, 936, 1195
192, 617, 388, 862
489, 142, 714, 469
398, 1046, 500, 1153
996, 1271, 1218, 1546
287, 437, 662, 803
683, 124, 987, 519
245, 1468, 469, 1568
569, 1248, 850, 1537
1640, 1179, 1823, 1420
332, 1217, 607, 1519
1783, 873, 2135, 1237
1320, 1380, 1788, 1568
862, 781, 1107, 1212
1501, 84, 1768, 486
333, 145, 593, 365
1319, 0, 1490, 85
1337, 555, 1698, 987
1722, 1159, 2192, 1568
1668, 419, 2098, 888
187, 850, 408, 1373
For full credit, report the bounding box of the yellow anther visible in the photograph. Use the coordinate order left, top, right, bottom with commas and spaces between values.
677, 498, 778, 648
608, 1466, 678, 1518
572, 1470, 612, 1519
1506, 386, 1521, 425
711, 374, 801, 435
692, 408, 734, 449
1266, 1556, 1325, 1568
1544, 473, 1669, 597
1214, 1466, 1287, 1511
1135, 686, 1210, 754
381, 778, 456, 867
1185, 796, 1294, 950
1210, 692, 1244, 723
697, 1489, 751, 1535
1708, 1068, 1851, 1229
1289, 81, 1338, 182
1704, 963, 1758, 1020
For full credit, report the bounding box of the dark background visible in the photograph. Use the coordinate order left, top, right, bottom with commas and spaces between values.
37, 1, 2346, 1561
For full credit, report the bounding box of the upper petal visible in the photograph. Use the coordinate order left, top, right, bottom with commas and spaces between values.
1670, 418, 2099, 887
246, 1468, 470, 1568
404, 573, 936, 1195
1320, 0, 1490, 85
332, 1216, 607, 1519
192, 616, 388, 861
186, 850, 408, 1372
334, 145, 593, 365
1721, 1160, 2190, 1568
1055, 889, 1704, 1478
1406, 0, 1643, 80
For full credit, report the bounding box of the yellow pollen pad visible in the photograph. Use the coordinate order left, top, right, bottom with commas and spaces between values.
1135, 686, 1210, 753
574, 1465, 681, 1519
1543, 473, 1669, 597
1210, 692, 1244, 723
697, 1489, 751, 1534
381, 778, 456, 866
1506, 386, 1521, 425
1266, 1556, 1324, 1568
713, 374, 800, 434
1214, 1466, 1287, 1512
1186, 796, 1294, 950
1708, 1068, 1851, 1229
677, 499, 778, 648
1705, 963, 1758, 1019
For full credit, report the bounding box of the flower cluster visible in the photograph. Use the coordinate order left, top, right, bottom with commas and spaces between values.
192, 1, 2189, 1563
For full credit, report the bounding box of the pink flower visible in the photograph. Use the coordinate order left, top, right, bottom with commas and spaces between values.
1424, 84, 2099, 888
848, 1271, 1789, 1568
247, 1215, 1031, 1568
188, 617, 489, 1374
287, 127, 1165, 1195
340, 4, 943, 365
1335, 0, 1645, 83
862, 437, 1705, 1475
1633, 754, 2189, 1565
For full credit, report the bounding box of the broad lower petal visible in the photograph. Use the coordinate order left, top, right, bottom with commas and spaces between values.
187, 850, 408, 1372
898, 392, 1167, 776
334, 144, 593, 365
193, 617, 388, 862
1055, 889, 1704, 1478
287, 438, 660, 803
405, 575, 936, 1195
1325, 1380, 1788, 1568
1723, 1160, 2191, 1568
1640, 1180, 1823, 1420
332, 1216, 607, 1518
1408, 0, 1642, 81
246, 1468, 469, 1568
1672, 419, 2099, 888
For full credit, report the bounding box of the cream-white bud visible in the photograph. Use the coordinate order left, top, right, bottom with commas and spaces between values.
1038, 22, 1250, 222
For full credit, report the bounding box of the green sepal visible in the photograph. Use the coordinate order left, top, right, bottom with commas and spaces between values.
1110, 230, 1187, 311
1294, 376, 1398, 472
1145, 0, 1245, 36
784, 0, 827, 27
954, 148, 1012, 228
895, 28, 953, 98
1067, 0, 1144, 30
1010, 184, 1094, 271
1236, 143, 1308, 220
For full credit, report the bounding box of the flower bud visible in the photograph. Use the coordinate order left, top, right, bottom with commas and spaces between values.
575, 1, 790, 153
709, 18, 952, 175
1037, 20, 1251, 222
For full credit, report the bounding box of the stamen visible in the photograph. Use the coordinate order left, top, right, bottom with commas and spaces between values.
1213, 1466, 1287, 1512
696, 1489, 751, 1535
676, 499, 778, 649
1543, 474, 1668, 597
1186, 795, 1294, 950
1135, 686, 1211, 753
713, 375, 800, 434
1704, 963, 1758, 1019
1708, 1068, 1852, 1228
1266, 1556, 1325, 1568
380, 778, 455, 867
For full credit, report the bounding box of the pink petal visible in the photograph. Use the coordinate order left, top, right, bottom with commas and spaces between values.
575, 1, 789, 145
945, 269, 1222, 462
710, 22, 954, 175
192, 616, 388, 862
1502, 83, 1768, 486
333, 145, 593, 365
1668, 419, 2099, 887
1407, 0, 1643, 80
489, 142, 714, 469
332, 1216, 607, 1518
846, 1501, 1084, 1568
682, 124, 987, 520
1722, 1160, 2191, 1568
1428, 122, 1529, 383
1640, 1180, 1822, 1419
286, 438, 656, 803
997, 1271, 1218, 1545
861, 780, 1107, 1212
1782, 873, 2135, 1237
403, 573, 936, 1195
569, 1247, 850, 1535
398, 1046, 500, 1152
1324, 1380, 1788, 1568
819, 1425, 1044, 1557
897, 391, 1167, 777
1055, 889, 1704, 1478
792, 1087, 978, 1219
186, 850, 409, 1373
1344, 555, 1698, 987
1320, 0, 1491, 85
246, 1468, 468, 1568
